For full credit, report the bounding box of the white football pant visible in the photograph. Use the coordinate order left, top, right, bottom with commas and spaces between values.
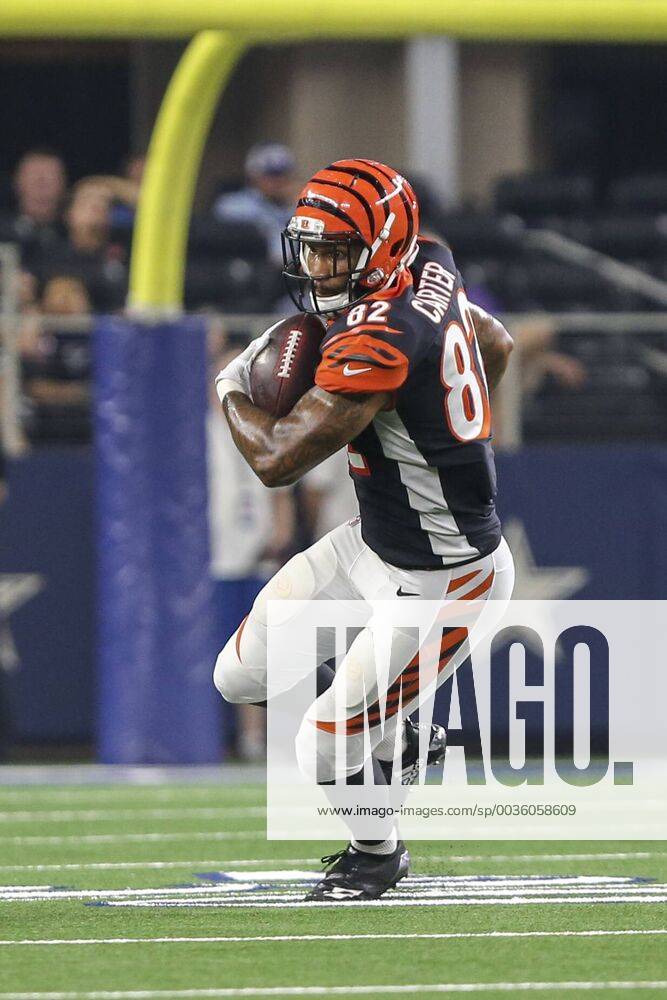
214, 518, 514, 782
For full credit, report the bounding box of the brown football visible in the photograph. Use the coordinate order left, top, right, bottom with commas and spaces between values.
250, 313, 326, 417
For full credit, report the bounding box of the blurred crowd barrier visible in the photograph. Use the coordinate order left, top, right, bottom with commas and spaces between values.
1, 235, 666, 453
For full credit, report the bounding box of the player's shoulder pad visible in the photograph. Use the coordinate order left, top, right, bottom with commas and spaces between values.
316, 296, 414, 395
414, 235, 457, 278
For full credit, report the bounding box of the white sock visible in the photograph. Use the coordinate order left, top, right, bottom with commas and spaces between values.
373, 727, 408, 762
351, 830, 398, 855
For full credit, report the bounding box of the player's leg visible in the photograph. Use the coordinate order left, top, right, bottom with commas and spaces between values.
302, 537, 514, 791
433, 535, 515, 687
297, 538, 447, 901
300, 532, 514, 903
213, 520, 365, 706
370, 535, 515, 773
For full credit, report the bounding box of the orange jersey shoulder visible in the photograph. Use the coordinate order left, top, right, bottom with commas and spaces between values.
314, 273, 419, 395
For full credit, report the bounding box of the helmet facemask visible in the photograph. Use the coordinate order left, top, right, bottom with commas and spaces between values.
281, 225, 382, 316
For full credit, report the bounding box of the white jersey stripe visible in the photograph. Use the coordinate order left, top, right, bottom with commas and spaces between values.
372, 411, 480, 563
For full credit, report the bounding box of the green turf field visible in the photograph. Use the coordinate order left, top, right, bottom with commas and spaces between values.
0, 776, 665, 999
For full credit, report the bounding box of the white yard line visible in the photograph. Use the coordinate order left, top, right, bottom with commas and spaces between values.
0, 788, 263, 802
0, 851, 663, 872
1, 981, 666, 997
0, 831, 265, 845
0, 764, 264, 786
431, 853, 667, 863
0, 807, 265, 823
4, 879, 666, 904
6, 889, 667, 904
0, 858, 320, 873
0, 929, 665, 946
106, 894, 667, 909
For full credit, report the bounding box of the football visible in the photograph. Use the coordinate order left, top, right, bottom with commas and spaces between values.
250, 313, 326, 417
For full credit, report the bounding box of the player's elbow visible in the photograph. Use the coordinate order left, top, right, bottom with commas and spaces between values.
490, 319, 514, 360
256, 469, 285, 489
262, 470, 301, 488
489, 325, 514, 375
254, 456, 298, 489
499, 327, 514, 357
254, 461, 279, 488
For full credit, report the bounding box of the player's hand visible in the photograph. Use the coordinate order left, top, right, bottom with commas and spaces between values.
215, 330, 270, 404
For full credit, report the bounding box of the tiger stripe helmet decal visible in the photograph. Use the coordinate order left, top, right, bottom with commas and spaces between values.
282, 158, 420, 315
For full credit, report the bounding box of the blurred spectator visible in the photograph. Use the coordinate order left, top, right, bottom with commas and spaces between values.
41, 274, 91, 316
66, 182, 112, 254
35, 180, 128, 311
0, 412, 5, 507
490, 313, 587, 446
207, 324, 296, 761
11, 148, 66, 231
456, 274, 587, 445
515, 316, 587, 396
85, 152, 146, 229
19, 274, 93, 445
213, 143, 297, 266
0, 149, 67, 270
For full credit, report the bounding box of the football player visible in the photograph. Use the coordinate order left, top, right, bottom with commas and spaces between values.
214, 159, 515, 901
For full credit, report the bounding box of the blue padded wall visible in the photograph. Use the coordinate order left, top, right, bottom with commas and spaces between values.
93, 316, 220, 763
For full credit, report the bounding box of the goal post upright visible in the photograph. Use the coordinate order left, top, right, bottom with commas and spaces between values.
128, 30, 247, 313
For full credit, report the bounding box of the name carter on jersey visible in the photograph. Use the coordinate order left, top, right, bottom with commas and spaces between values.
411, 260, 456, 324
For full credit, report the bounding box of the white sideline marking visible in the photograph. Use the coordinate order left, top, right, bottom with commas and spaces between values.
1, 981, 666, 997
0, 807, 265, 823
0, 929, 665, 946
0, 851, 663, 872
0, 831, 264, 845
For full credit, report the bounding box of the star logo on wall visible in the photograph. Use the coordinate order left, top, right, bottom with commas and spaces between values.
0, 574, 45, 672
499, 520, 590, 659
504, 519, 590, 600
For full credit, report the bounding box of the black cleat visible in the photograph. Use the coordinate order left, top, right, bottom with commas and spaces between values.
304, 842, 410, 901
378, 717, 447, 785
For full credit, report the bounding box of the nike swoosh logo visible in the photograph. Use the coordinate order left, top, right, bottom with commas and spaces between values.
397, 586, 419, 597
343, 363, 372, 376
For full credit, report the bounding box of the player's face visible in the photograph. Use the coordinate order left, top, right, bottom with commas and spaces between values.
301, 240, 362, 295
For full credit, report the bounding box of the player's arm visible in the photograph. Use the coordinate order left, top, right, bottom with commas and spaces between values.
469, 303, 513, 392
222, 387, 389, 488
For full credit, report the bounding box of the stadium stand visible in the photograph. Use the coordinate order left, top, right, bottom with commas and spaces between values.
415, 172, 667, 443
3, 155, 666, 446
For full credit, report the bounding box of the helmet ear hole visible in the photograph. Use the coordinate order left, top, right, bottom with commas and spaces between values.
390, 240, 402, 257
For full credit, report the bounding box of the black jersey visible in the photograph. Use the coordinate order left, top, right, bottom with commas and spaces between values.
313, 238, 502, 570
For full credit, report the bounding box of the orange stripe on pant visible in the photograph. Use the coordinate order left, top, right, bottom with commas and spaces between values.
312, 564, 496, 735
314, 627, 469, 735
235, 616, 249, 663
447, 570, 480, 594
462, 569, 495, 601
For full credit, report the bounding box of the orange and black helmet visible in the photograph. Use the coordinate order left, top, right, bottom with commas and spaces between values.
281, 158, 420, 315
